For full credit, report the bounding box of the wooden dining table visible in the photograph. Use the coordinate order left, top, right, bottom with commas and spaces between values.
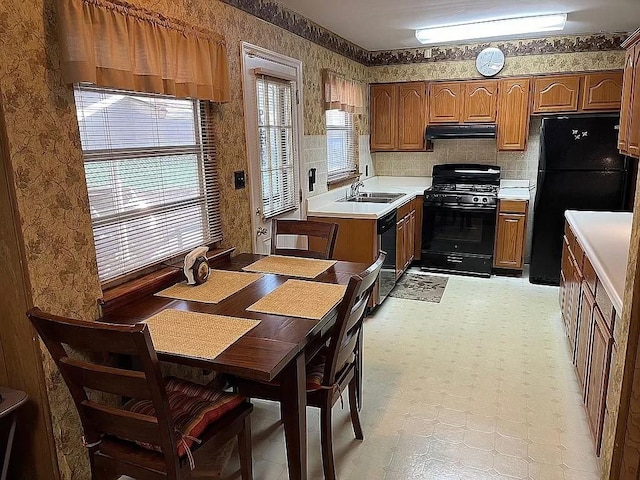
99, 251, 368, 480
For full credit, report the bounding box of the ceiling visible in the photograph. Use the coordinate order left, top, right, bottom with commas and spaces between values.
275, 0, 640, 51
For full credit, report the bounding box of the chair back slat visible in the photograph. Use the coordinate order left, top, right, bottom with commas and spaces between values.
81, 401, 163, 446
33, 314, 143, 355
27, 308, 179, 476
335, 334, 358, 372
59, 358, 153, 400
344, 293, 368, 335
323, 253, 386, 386
271, 219, 339, 259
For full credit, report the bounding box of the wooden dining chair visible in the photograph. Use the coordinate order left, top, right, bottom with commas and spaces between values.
234, 252, 385, 480
27, 308, 253, 480
271, 219, 339, 259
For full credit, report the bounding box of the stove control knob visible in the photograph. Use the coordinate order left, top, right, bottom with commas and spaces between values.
473, 196, 479, 202
456, 196, 461, 202
482, 197, 488, 203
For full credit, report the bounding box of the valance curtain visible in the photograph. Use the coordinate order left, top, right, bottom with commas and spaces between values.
323, 70, 366, 115
56, 0, 230, 102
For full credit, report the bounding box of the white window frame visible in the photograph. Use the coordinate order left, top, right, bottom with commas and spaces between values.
73, 84, 222, 285
240, 43, 306, 254
256, 73, 298, 218
326, 109, 357, 183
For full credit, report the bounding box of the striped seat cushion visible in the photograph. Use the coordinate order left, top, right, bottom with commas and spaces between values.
305, 353, 326, 391
123, 376, 245, 457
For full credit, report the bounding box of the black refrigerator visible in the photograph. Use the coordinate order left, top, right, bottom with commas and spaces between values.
529, 114, 631, 285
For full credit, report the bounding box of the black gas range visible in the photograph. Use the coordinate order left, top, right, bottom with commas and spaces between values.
421, 164, 501, 277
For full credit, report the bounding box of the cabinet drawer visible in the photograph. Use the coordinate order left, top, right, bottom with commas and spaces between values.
595, 282, 615, 332
583, 255, 597, 295
499, 200, 527, 214
397, 199, 413, 219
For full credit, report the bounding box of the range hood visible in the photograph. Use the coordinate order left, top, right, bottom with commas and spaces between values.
425, 124, 496, 140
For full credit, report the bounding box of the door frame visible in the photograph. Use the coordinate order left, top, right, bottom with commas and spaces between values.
240, 42, 306, 254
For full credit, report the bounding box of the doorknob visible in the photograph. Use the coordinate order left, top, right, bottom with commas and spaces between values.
256, 227, 268, 236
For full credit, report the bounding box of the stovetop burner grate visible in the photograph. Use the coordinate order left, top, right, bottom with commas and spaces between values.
429, 183, 499, 195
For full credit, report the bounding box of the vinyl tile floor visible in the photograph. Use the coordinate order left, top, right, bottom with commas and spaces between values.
221, 270, 601, 479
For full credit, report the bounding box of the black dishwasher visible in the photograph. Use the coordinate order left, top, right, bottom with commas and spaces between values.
377, 210, 397, 304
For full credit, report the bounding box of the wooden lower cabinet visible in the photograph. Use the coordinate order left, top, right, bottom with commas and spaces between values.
396, 201, 416, 277
309, 196, 422, 302
396, 216, 405, 279
560, 220, 616, 456
414, 196, 423, 260
586, 305, 613, 455
407, 210, 415, 266
493, 200, 528, 272
568, 260, 583, 360
576, 284, 595, 390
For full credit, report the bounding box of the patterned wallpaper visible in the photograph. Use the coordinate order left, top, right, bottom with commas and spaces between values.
370, 50, 626, 83
0, 0, 629, 477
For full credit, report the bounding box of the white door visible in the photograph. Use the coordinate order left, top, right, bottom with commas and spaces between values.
241, 43, 306, 254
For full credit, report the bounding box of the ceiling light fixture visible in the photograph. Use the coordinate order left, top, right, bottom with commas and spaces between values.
415, 13, 568, 45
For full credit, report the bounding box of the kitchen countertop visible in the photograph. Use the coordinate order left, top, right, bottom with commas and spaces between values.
307, 176, 432, 220
307, 176, 531, 220
499, 180, 531, 201
565, 210, 632, 314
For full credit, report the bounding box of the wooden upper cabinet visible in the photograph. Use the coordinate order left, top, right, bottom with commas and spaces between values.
497, 78, 531, 151
398, 82, 427, 151
581, 72, 623, 111
370, 82, 427, 152
462, 80, 498, 123
429, 82, 462, 123
628, 44, 640, 157
370, 84, 398, 151
532, 75, 581, 113
619, 49, 635, 152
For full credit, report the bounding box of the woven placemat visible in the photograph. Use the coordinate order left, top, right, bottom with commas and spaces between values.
144, 310, 260, 360
247, 279, 347, 320
242, 255, 336, 279
155, 270, 263, 304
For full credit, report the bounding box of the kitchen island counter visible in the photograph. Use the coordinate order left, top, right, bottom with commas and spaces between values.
565, 210, 632, 314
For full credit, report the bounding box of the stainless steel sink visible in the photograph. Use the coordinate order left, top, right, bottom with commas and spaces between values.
338, 192, 405, 203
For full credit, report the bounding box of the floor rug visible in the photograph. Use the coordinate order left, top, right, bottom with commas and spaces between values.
389, 273, 448, 303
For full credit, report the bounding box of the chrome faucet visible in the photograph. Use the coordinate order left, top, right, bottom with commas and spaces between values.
349, 178, 365, 198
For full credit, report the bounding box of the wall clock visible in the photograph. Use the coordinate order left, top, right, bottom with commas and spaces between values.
475, 47, 505, 77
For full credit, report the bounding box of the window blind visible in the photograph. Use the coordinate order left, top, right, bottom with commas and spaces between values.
256, 75, 299, 218
74, 84, 222, 283
326, 110, 357, 182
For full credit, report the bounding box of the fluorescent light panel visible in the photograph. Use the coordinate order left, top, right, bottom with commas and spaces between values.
415, 13, 567, 45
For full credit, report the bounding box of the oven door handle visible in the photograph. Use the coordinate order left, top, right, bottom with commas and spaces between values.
424, 203, 497, 211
